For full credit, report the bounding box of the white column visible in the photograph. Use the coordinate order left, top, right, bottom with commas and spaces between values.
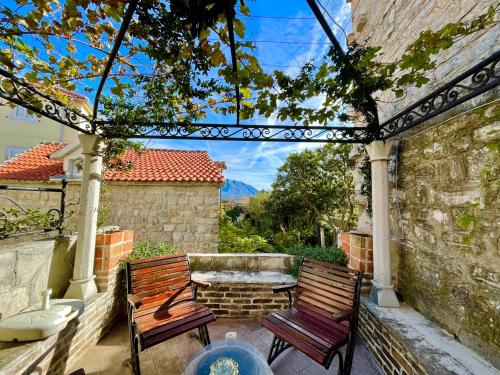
365, 140, 399, 307
65, 134, 104, 300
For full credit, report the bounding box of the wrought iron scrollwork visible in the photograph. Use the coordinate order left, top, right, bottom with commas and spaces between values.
0, 181, 67, 239
378, 50, 500, 140
0, 68, 93, 134
99, 122, 374, 143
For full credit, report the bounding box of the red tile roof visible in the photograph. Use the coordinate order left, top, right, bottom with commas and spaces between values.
0, 143, 65, 180
214, 161, 227, 170
0, 144, 225, 184
104, 149, 225, 183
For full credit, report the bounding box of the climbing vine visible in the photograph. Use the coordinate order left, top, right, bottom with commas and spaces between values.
0, 2, 496, 129
359, 147, 372, 216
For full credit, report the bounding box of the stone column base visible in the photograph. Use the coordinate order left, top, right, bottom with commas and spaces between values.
64, 275, 98, 300
370, 280, 400, 307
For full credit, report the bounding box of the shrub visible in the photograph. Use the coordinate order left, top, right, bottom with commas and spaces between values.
282, 244, 348, 277
119, 241, 181, 269
219, 206, 274, 253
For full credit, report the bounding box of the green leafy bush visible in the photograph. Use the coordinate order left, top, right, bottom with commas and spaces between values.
219, 208, 274, 253
281, 244, 348, 277
119, 241, 181, 269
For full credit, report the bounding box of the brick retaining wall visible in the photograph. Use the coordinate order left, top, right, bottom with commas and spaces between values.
197, 282, 293, 318
359, 302, 425, 375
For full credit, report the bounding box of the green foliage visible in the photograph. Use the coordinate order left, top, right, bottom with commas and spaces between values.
359, 148, 372, 216
119, 241, 181, 270
282, 244, 348, 277
0, 2, 494, 129
0, 208, 55, 237
457, 135, 499, 244
267, 144, 355, 239
218, 207, 273, 253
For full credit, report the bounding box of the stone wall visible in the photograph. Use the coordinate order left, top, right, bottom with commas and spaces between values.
101, 182, 220, 253
0, 180, 81, 231
390, 102, 500, 366
0, 235, 76, 319
348, 0, 500, 365
0, 180, 221, 252
349, 0, 498, 121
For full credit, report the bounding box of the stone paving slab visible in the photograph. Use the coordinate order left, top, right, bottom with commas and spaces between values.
68, 318, 383, 375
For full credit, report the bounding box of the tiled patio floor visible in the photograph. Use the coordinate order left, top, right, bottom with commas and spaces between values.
68, 319, 382, 375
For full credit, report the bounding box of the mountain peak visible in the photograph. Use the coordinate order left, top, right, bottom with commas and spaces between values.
221, 179, 258, 199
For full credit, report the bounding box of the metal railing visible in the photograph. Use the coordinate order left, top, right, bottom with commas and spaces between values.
0, 180, 67, 239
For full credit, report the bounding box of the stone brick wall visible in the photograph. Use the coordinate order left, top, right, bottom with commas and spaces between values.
196, 283, 293, 318
349, 0, 498, 121
0, 235, 77, 319
102, 182, 220, 252
342, 231, 373, 294
0, 180, 81, 231
390, 102, 500, 366
348, 0, 500, 365
0, 180, 221, 252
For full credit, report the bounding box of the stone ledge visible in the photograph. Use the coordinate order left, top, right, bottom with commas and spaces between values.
188, 253, 294, 272
191, 271, 296, 284
360, 297, 499, 375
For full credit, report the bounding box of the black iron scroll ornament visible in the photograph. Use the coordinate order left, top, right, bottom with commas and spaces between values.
0, 68, 93, 134
98, 122, 374, 143
378, 50, 500, 140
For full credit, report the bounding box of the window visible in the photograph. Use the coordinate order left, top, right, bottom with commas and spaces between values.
10, 105, 37, 120
5, 146, 28, 161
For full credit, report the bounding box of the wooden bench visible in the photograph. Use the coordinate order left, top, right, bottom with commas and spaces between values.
126, 253, 215, 375
262, 258, 363, 375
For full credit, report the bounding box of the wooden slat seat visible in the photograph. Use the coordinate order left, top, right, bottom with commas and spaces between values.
262, 258, 363, 375
126, 253, 215, 375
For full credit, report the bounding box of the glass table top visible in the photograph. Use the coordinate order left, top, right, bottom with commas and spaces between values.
183, 340, 273, 375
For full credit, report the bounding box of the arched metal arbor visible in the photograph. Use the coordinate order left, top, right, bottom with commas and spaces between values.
0, 0, 498, 144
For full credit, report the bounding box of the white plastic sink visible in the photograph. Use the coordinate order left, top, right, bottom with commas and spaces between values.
0, 299, 84, 342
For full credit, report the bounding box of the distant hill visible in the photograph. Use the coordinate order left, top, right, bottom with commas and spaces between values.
221, 179, 258, 199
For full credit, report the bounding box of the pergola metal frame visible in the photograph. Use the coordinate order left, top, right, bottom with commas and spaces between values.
0, 0, 498, 144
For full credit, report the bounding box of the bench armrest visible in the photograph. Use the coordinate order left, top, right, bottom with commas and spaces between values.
271, 283, 297, 293
332, 308, 357, 322
192, 279, 211, 288
191, 279, 211, 299
271, 283, 297, 308
127, 294, 143, 309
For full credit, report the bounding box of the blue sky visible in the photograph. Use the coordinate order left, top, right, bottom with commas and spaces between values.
147, 0, 352, 190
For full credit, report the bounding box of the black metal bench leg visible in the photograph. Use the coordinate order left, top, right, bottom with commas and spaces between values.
130, 335, 141, 375
197, 324, 211, 346
267, 335, 291, 365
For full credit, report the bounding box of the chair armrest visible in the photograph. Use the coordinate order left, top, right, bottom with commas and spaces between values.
271, 283, 297, 308
192, 279, 211, 288
332, 308, 357, 322
127, 294, 143, 309
191, 279, 211, 299
271, 283, 297, 293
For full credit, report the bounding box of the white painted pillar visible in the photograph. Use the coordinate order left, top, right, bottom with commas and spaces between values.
365, 140, 399, 307
65, 134, 104, 300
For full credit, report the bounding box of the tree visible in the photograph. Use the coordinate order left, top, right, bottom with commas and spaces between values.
268, 144, 355, 241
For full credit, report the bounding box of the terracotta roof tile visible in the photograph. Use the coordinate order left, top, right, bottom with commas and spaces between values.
0, 143, 65, 180
0, 145, 225, 184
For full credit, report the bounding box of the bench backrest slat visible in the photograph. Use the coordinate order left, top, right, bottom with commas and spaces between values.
127, 253, 193, 303
296, 258, 362, 317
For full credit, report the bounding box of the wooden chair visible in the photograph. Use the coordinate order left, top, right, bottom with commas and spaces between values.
126, 253, 215, 375
262, 258, 363, 375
